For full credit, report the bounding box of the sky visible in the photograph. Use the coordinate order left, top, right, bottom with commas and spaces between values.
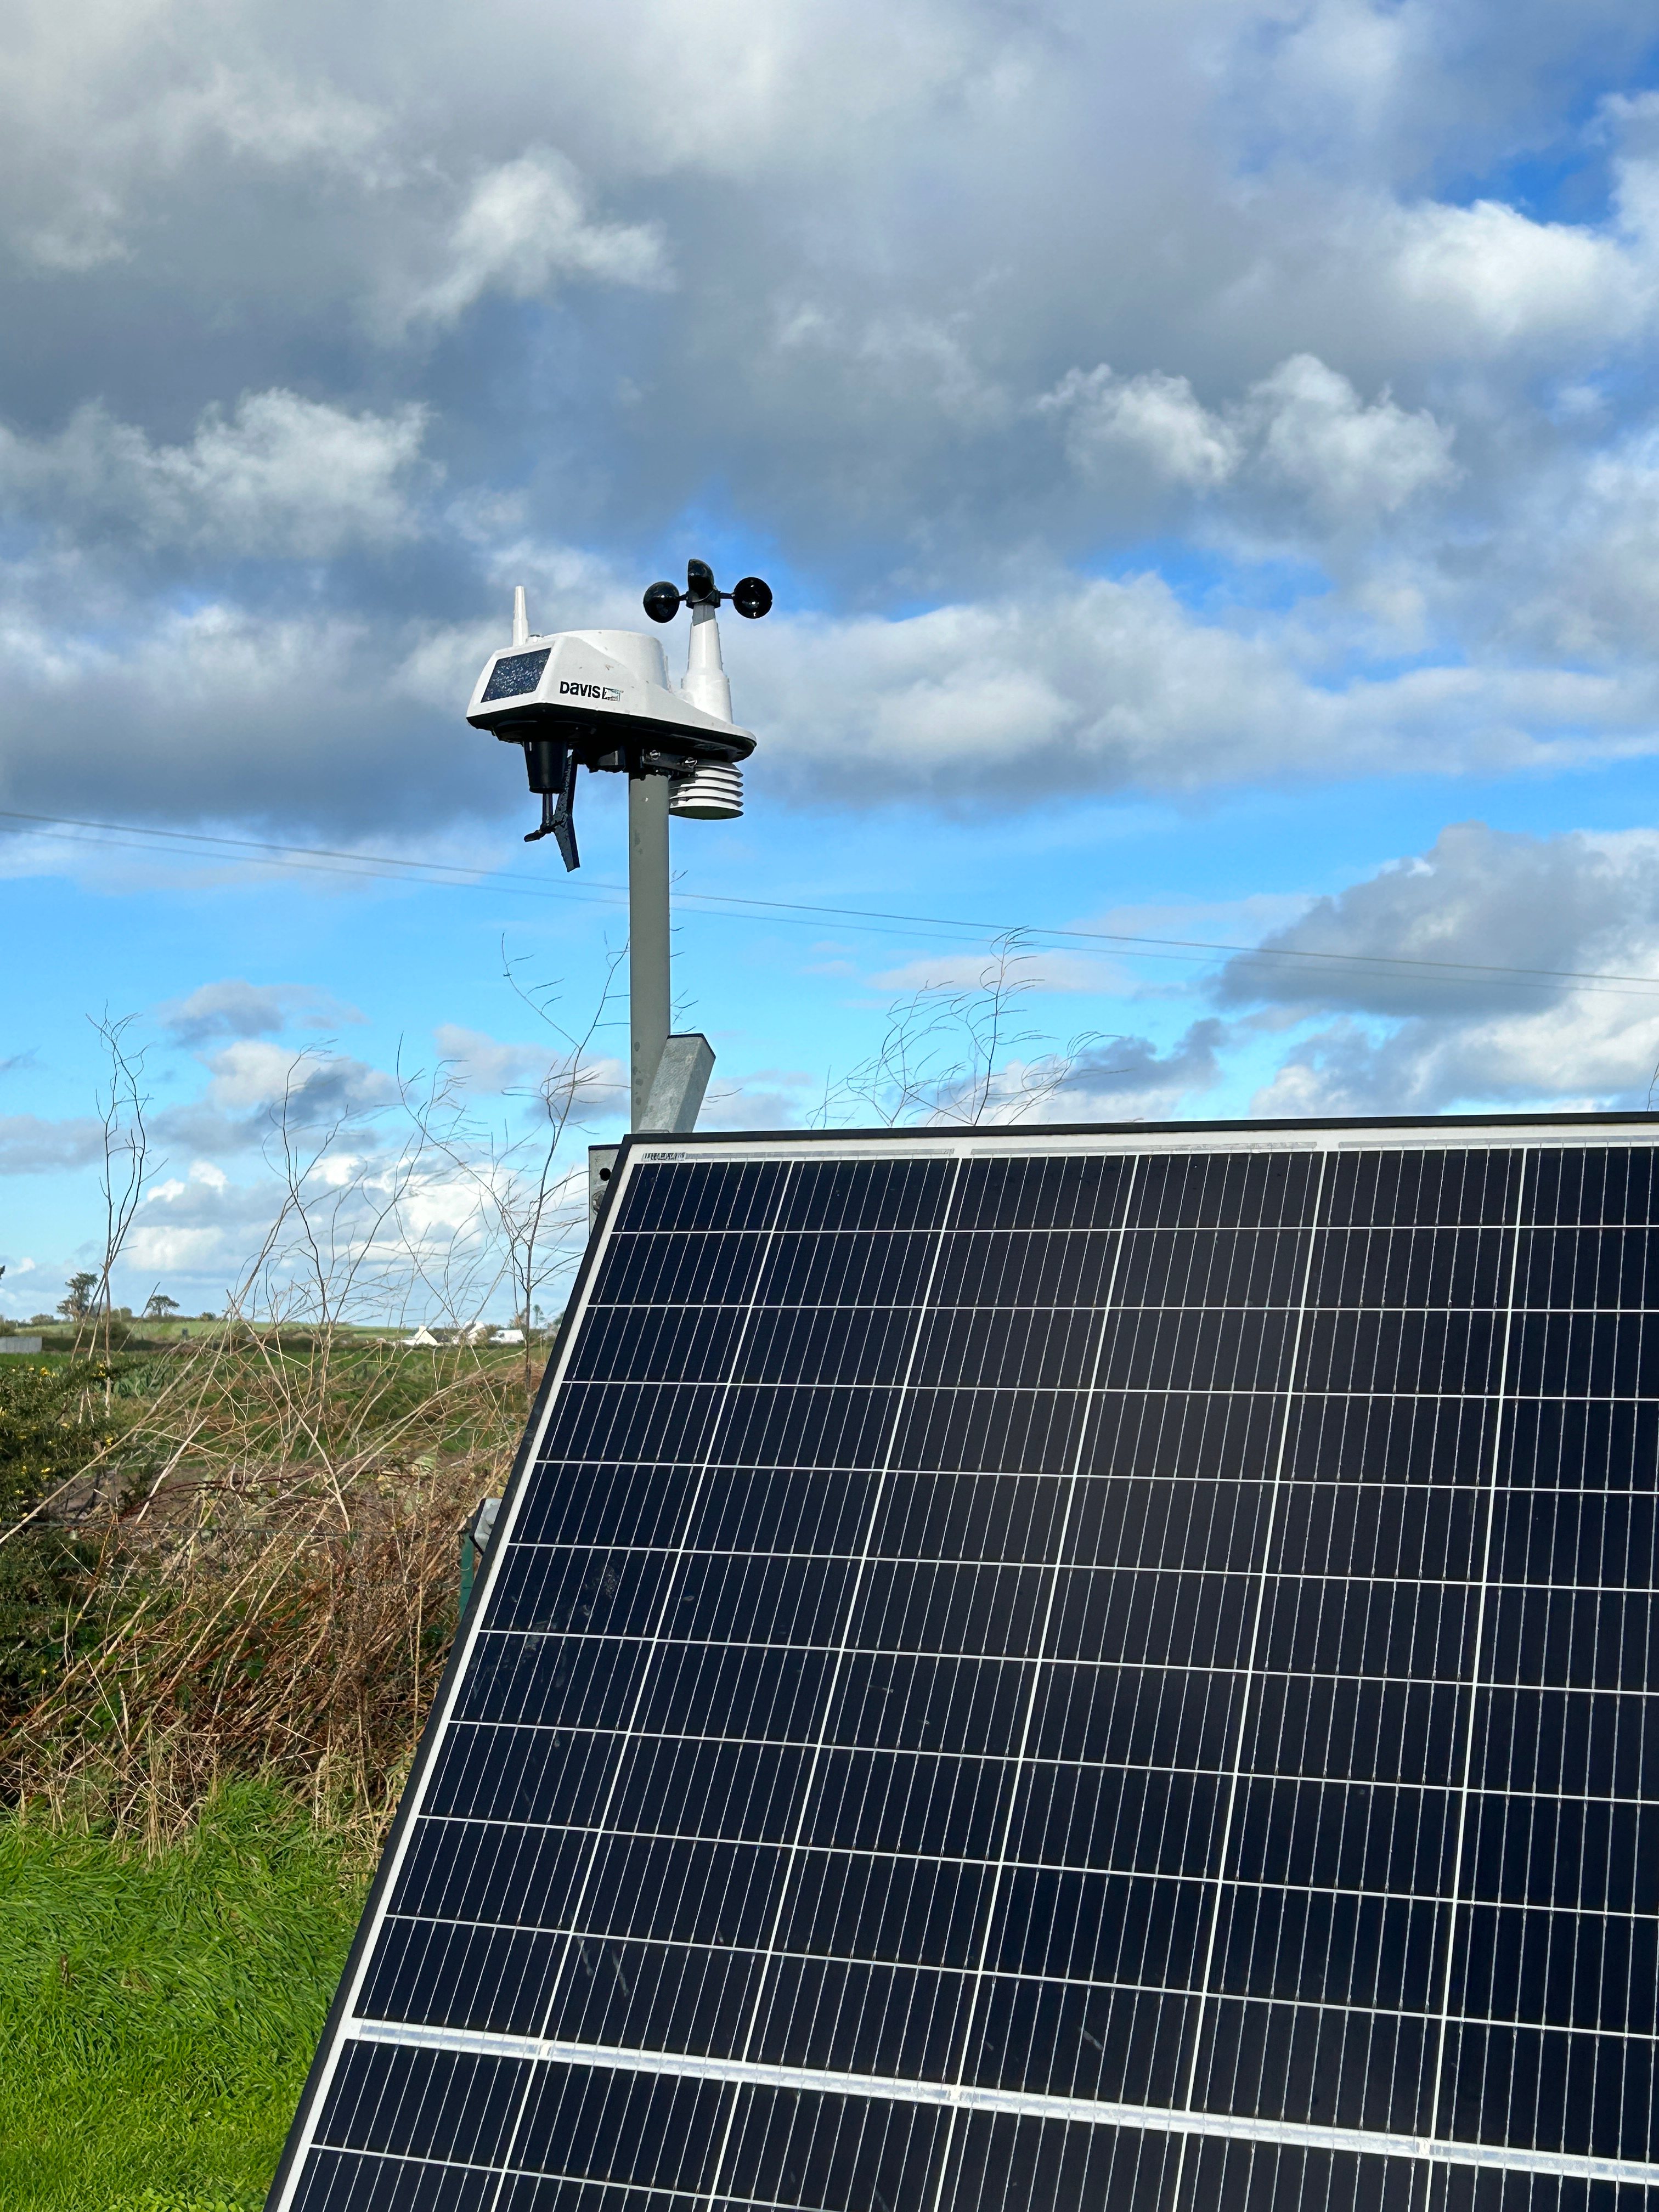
6, 0, 1659, 1319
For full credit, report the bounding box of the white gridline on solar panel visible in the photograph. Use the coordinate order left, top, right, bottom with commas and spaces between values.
380, 1823, 1659, 1920
408, 1770, 1659, 1808
545, 1396, 1360, 1413
451, 1641, 1659, 1686
488, 1548, 1659, 1589
368, 1902, 1659, 1985
303, 2160, 1015, 2212
533, 1398, 1659, 1423
333, 2022, 1659, 2192
292, 2153, 1659, 2212
500, 1477, 1659, 1502
489, 1559, 1657, 1582
385, 1874, 1641, 1929
584, 1293, 1558, 1307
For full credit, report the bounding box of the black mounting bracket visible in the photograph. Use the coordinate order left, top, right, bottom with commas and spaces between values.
519, 735, 580, 871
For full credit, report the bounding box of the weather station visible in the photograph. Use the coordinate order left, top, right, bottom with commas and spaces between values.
465, 557, 771, 1171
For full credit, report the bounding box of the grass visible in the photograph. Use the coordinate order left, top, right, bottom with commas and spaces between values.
0, 1784, 367, 2211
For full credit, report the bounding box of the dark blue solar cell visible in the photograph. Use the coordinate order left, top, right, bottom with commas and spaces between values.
1228, 1778, 1460, 1896
963, 1977, 1195, 2103
314, 2041, 528, 2160
1533, 1146, 1659, 1229
510, 2062, 731, 2189
358, 1917, 565, 2035
540, 1936, 760, 2055
1192, 1994, 1436, 2134
292, 2151, 494, 2212
1208, 1883, 1443, 2010
722, 2087, 947, 2211
750, 1954, 969, 2076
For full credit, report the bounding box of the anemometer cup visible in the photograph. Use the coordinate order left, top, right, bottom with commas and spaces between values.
641, 563, 772, 624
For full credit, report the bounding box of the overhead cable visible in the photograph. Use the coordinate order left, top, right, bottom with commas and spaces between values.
4, 805, 1658, 1003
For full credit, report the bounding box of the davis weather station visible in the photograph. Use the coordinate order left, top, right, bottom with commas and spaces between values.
465, 557, 771, 1136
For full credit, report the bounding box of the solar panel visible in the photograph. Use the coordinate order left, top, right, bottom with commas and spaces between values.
266, 1116, 1659, 2212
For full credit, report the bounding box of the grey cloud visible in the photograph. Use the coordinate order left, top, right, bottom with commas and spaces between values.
1042, 1019, 1228, 1121
9, 558, 1659, 839
0, 597, 479, 837
1216, 821, 1659, 1020
0, 1113, 106, 1174
152, 1043, 395, 1157
157, 979, 366, 1047
0, 392, 432, 558
2, 2, 1659, 842
1224, 822, 1659, 1115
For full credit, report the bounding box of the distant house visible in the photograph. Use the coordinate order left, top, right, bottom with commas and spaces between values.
492, 1327, 526, 1345
404, 1327, 442, 1348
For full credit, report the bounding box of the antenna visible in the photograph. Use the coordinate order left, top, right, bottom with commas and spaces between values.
464, 558, 771, 1130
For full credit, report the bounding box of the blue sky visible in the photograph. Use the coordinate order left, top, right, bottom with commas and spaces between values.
5, 0, 1659, 1321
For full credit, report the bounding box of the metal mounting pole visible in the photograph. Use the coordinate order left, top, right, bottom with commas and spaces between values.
629, 772, 671, 1126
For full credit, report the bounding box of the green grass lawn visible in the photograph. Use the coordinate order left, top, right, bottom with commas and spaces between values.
0, 1786, 365, 2211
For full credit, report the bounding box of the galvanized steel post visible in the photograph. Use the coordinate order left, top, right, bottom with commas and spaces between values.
628, 772, 672, 1126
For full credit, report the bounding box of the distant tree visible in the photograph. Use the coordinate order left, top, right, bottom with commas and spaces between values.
57, 1271, 98, 1322
143, 1292, 179, 1321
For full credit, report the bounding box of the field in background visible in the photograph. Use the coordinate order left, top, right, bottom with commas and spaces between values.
0, 1334, 533, 2208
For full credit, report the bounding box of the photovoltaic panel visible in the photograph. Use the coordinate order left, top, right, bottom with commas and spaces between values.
267, 1116, 1659, 2212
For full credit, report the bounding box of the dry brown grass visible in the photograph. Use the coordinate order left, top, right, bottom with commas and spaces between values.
0, 1329, 531, 1858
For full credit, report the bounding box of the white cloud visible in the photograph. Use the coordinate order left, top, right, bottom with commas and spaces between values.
198, 1040, 392, 1119
398, 150, 669, 330
1217, 820, 1659, 1018
867, 948, 1120, 995
1041, 351, 1457, 524
744, 579, 1659, 809
429, 1024, 551, 1096
1381, 195, 1641, 352
1041, 365, 1239, 488
1245, 352, 1458, 519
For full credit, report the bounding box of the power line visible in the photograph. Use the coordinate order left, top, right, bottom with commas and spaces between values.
4, 804, 1658, 1003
